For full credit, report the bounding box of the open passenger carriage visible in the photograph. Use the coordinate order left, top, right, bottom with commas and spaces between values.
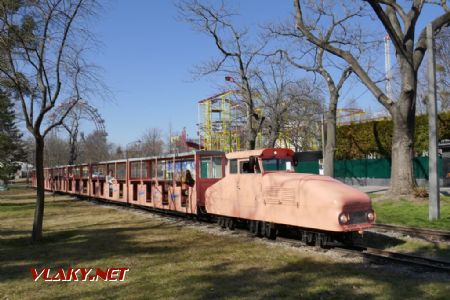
40, 150, 226, 216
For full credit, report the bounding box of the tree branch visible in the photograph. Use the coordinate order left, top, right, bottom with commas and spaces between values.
294, 0, 394, 110
413, 11, 450, 71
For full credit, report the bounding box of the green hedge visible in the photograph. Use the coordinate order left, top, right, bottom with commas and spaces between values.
336, 112, 450, 159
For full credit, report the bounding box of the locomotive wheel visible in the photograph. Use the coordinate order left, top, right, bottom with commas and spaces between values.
315, 233, 324, 247
226, 218, 235, 230
261, 222, 266, 235
221, 218, 227, 229
264, 223, 277, 240
249, 221, 262, 236
248, 221, 254, 233
218, 217, 226, 228
255, 221, 263, 237
305, 232, 315, 246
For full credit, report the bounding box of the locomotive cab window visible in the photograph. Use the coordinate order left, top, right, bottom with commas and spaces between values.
200, 157, 223, 178
239, 157, 261, 174
229, 159, 238, 174
262, 158, 293, 172
239, 160, 252, 174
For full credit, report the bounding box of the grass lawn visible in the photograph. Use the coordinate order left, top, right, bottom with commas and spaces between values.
1, 186, 450, 300
371, 196, 450, 231
368, 195, 450, 261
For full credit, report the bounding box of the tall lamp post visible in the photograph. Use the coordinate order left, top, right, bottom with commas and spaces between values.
427, 23, 440, 221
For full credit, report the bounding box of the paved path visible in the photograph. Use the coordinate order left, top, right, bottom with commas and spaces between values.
352, 186, 388, 194
352, 185, 450, 196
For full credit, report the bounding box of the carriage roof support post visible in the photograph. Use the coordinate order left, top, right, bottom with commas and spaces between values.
427, 23, 440, 221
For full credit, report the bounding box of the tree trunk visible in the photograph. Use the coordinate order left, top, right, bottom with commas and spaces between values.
31, 136, 45, 243
245, 104, 256, 150
323, 94, 337, 177
246, 132, 256, 150
68, 130, 78, 165
268, 122, 280, 148
389, 102, 417, 195
388, 57, 417, 196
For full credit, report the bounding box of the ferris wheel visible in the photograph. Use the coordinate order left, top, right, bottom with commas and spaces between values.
48, 98, 106, 134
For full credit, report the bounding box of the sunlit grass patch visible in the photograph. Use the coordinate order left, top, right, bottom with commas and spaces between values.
372, 198, 450, 231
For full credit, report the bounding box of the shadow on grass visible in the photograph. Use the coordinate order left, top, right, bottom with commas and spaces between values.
0, 224, 182, 283
60, 258, 450, 300
406, 243, 450, 262
2, 192, 449, 299
362, 231, 405, 249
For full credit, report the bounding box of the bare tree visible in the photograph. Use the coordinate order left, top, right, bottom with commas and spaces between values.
0, 0, 102, 242
127, 128, 165, 157
266, 1, 372, 176
436, 26, 450, 111
282, 79, 324, 151
267, 35, 354, 176
178, 0, 265, 150
78, 130, 110, 163
44, 131, 70, 167
288, 56, 351, 178
56, 100, 106, 164
293, 0, 450, 196
255, 58, 323, 151
112, 145, 124, 160
62, 111, 81, 164
141, 128, 165, 156
255, 59, 293, 148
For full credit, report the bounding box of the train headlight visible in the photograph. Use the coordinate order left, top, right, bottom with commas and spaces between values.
339, 213, 349, 225
366, 211, 375, 222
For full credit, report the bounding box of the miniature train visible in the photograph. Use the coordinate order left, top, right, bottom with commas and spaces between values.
32, 148, 375, 245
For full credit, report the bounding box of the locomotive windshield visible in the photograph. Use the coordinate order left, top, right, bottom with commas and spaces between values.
262, 158, 293, 172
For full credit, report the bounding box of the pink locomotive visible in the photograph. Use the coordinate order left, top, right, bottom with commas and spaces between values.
34, 148, 375, 245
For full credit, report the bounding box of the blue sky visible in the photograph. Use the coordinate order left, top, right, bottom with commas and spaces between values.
85, 1, 443, 146
90, 0, 293, 145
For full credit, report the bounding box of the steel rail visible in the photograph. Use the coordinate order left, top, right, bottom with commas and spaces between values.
335, 245, 450, 273
373, 223, 450, 242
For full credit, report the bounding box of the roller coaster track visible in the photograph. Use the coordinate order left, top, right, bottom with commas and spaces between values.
373, 223, 450, 242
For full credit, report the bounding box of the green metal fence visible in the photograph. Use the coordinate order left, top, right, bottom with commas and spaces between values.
295, 157, 443, 179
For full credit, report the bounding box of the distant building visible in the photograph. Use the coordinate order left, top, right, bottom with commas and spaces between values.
14, 162, 34, 179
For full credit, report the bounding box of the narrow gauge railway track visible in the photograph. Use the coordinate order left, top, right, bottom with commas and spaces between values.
79, 196, 450, 274
373, 223, 450, 242
335, 246, 450, 273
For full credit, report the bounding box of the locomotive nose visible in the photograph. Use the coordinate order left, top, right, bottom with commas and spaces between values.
295, 173, 375, 230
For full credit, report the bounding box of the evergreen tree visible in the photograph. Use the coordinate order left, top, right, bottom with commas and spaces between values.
0, 90, 25, 184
